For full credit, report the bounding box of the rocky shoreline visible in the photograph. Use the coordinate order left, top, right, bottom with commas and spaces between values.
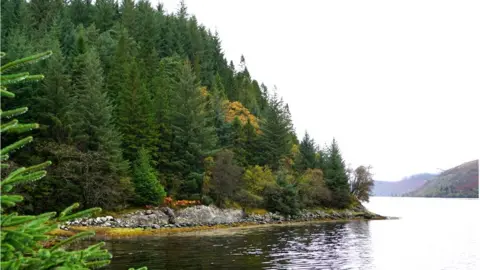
61, 204, 387, 233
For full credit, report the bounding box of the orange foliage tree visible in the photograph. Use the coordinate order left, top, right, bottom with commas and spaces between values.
224, 101, 260, 133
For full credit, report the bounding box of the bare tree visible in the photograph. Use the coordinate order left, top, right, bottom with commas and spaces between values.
350, 165, 375, 202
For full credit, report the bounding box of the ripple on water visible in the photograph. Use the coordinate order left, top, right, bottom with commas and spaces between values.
75, 198, 479, 270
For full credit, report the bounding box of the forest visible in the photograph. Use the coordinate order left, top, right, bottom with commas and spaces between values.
1, 0, 374, 216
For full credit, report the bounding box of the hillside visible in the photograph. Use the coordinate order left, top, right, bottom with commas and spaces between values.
1, 0, 360, 216
372, 173, 436, 196
405, 160, 479, 198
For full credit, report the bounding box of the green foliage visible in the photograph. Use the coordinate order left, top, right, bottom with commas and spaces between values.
264, 181, 300, 216
132, 148, 166, 206
1, 0, 374, 220
170, 61, 218, 195
349, 165, 375, 202
116, 60, 158, 161
206, 150, 243, 207
323, 139, 351, 208
295, 131, 318, 172
257, 91, 294, 169
0, 51, 147, 270
297, 169, 332, 208
243, 165, 275, 196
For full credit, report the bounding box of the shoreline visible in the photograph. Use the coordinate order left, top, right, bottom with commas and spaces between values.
51, 206, 390, 239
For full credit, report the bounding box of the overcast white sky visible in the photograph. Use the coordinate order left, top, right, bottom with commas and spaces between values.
158, 0, 480, 181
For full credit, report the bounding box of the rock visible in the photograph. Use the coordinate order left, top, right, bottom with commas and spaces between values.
175, 205, 243, 225
343, 210, 354, 219
146, 210, 153, 215
161, 207, 176, 224
133, 215, 150, 225
152, 224, 161, 229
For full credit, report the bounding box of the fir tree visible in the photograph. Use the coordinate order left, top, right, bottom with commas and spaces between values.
151, 56, 183, 181
106, 27, 136, 102
323, 138, 351, 208
67, 29, 129, 208
133, 148, 167, 206
32, 35, 71, 142
295, 131, 318, 172
170, 61, 218, 197
258, 91, 294, 170
94, 0, 118, 33
116, 60, 158, 161
0, 51, 146, 270
230, 116, 247, 166
208, 73, 231, 147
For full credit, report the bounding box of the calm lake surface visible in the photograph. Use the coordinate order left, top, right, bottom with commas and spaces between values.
93, 197, 480, 269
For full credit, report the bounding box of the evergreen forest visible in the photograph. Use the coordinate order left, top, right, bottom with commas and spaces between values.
1, 0, 373, 217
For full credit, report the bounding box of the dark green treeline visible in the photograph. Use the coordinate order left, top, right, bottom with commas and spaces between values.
1, 0, 353, 215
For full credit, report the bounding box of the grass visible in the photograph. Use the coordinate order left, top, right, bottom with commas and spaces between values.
49, 224, 258, 238
245, 208, 268, 215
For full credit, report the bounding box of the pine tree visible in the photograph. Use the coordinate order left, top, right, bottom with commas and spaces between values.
243, 118, 258, 166
208, 73, 231, 147
106, 27, 136, 101
94, 0, 118, 33
120, 0, 136, 34
323, 138, 351, 208
170, 61, 218, 197
28, 0, 64, 33
230, 116, 247, 166
295, 131, 318, 172
151, 56, 183, 183
67, 29, 129, 208
258, 91, 294, 170
135, 0, 158, 66
116, 60, 158, 161
32, 35, 71, 142
0, 51, 144, 269
68, 0, 93, 27
132, 148, 167, 206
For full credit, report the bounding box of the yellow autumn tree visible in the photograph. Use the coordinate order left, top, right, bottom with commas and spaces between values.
224, 101, 260, 133
200, 86, 208, 97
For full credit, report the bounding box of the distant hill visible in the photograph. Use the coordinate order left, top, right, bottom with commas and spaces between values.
373, 173, 436, 196
405, 160, 479, 198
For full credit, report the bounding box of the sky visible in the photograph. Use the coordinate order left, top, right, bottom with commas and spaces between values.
157, 0, 480, 181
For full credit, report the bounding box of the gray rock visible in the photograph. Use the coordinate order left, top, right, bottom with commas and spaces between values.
161, 207, 176, 224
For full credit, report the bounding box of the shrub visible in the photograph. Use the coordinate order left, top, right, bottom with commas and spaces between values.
132, 148, 166, 206
243, 165, 275, 196
264, 182, 300, 216
208, 150, 243, 207
297, 169, 332, 208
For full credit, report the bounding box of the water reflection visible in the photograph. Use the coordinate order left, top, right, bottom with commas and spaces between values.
80, 221, 374, 270
76, 198, 480, 270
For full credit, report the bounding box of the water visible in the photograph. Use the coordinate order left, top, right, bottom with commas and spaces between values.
90, 197, 480, 269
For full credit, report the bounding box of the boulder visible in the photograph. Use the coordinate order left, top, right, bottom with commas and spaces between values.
175, 205, 243, 225
161, 207, 176, 224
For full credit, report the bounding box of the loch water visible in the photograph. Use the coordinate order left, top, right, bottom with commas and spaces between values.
87, 197, 480, 269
